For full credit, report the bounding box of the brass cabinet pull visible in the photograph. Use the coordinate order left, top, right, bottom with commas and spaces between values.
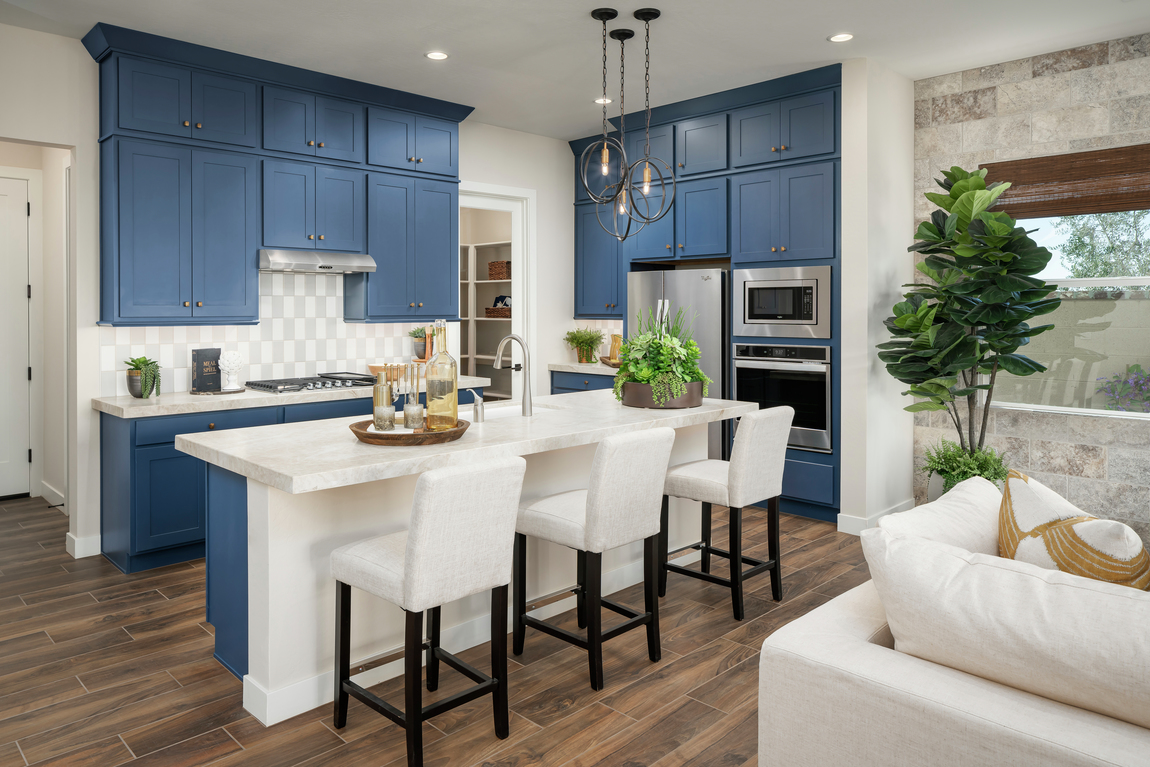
418, 302, 423, 307
182, 121, 190, 126
183, 301, 190, 306
677, 162, 683, 167
208, 423, 215, 430
417, 158, 424, 163
409, 157, 416, 162
605, 303, 609, 308
678, 243, 684, 248
780, 145, 787, 150
318, 142, 325, 147
410, 303, 415, 307
584, 380, 589, 385
195, 123, 202, 129
781, 246, 787, 251
665, 244, 671, 249
771, 247, 777, 252
771, 146, 777, 152
319, 235, 325, 240
307, 140, 315, 146
308, 234, 314, 240
197, 301, 203, 307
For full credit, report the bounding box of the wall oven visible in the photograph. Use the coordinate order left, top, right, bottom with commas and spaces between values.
734, 344, 832, 453
734, 266, 831, 339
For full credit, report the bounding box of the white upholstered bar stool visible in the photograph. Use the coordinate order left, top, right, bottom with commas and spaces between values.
331, 457, 527, 767
513, 428, 676, 691
661, 406, 794, 620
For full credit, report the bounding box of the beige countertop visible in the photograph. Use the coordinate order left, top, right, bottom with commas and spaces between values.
91, 375, 492, 419
547, 361, 619, 375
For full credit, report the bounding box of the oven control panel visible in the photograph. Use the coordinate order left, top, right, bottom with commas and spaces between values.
734, 344, 829, 362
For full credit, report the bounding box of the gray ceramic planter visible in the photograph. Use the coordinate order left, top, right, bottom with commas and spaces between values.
620, 380, 703, 409
414, 340, 426, 359
126, 369, 157, 398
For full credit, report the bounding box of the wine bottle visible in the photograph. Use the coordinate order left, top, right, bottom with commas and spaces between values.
425, 320, 458, 431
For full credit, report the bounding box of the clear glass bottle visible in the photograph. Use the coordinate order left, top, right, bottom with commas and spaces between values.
425, 319, 458, 431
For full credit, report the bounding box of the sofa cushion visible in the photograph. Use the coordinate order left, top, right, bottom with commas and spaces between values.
878, 476, 1001, 554
1000, 470, 1150, 590
861, 527, 1150, 730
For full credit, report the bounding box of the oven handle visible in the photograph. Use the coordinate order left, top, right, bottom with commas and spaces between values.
734, 360, 829, 373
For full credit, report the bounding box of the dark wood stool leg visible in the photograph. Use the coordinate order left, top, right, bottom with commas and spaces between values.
404, 609, 424, 767
585, 551, 604, 690
767, 496, 783, 602
730, 506, 745, 621
576, 550, 587, 629
643, 535, 661, 663
658, 495, 670, 597
700, 502, 713, 574
426, 606, 441, 692
333, 581, 351, 729
512, 533, 526, 656
490, 585, 510, 739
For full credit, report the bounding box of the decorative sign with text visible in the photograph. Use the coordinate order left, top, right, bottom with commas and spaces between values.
191, 348, 222, 393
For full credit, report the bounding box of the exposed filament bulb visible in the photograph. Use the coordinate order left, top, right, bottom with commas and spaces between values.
618, 188, 627, 214
601, 146, 609, 176
642, 162, 651, 195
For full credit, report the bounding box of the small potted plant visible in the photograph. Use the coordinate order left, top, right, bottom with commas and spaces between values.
564, 327, 605, 364
125, 356, 161, 399
409, 327, 427, 359
613, 306, 710, 408
922, 439, 1009, 496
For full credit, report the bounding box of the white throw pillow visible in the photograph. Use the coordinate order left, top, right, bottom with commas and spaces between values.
861, 527, 1150, 730
878, 476, 1001, 554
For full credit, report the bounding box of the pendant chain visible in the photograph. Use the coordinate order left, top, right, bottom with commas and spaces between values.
600, 19, 608, 140
618, 35, 626, 145
644, 21, 651, 158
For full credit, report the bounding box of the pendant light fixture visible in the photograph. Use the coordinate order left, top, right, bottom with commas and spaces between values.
579, 8, 675, 242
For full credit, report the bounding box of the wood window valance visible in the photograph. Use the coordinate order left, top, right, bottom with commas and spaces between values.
979, 144, 1150, 219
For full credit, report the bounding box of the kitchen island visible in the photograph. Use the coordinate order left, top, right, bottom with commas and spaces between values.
176, 389, 756, 725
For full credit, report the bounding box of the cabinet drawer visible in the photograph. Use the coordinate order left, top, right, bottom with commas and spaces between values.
781, 458, 835, 505
282, 398, 372, 423
551, 372, 615, 392
135, 407, 279, 446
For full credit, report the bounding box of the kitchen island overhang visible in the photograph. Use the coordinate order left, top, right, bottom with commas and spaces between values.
177, 389, 757, 725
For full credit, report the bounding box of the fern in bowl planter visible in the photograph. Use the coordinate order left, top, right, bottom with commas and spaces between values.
613, 306, 711, 408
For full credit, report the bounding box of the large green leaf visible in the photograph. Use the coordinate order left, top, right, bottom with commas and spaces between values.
995, 273, 1044, 291
915, 221, 942, 241
925, 192, 956, 212
996, 353, 1047, 376
949, 176, 987, 197
904, 401, 949, 413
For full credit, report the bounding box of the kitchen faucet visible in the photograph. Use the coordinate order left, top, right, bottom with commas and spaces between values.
493, 334, 532, 417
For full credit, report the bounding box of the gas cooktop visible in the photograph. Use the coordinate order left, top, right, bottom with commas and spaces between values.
246, 373, 375, 394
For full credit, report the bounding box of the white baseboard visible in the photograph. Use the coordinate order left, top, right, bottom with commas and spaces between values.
40, 481, 65, 509
836, 498, 915, 536
244, 548, 702, 726
66, 532, 101, 559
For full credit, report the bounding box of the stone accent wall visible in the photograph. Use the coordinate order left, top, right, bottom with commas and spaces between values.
912, 33, 1150, 545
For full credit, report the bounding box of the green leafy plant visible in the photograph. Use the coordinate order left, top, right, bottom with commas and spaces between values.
879, 166, 1062, 463
1096, 363, 1150, 413
922, 440, 1009, 493
124, 356, 161, 398
564, 327, 605, 363
408, 327, 426, 339
613, 307, 711, 406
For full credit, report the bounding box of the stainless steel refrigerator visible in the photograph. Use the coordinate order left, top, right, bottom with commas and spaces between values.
627, 268, 729, 459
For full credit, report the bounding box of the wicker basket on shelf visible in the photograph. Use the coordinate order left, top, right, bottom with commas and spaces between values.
488, 261, 511, 280
485, 307, 512, 318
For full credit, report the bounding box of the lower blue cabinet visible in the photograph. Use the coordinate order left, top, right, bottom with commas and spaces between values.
551, 371, 615, 394
778, 162, 835, 261
133, 444, 205, 553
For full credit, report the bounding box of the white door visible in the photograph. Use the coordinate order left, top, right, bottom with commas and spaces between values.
0, 177, 29, 497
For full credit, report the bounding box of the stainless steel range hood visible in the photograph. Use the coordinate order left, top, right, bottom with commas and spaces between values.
258, 249, 376, 274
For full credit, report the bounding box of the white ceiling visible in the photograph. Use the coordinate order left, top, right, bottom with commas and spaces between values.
3, 0, 1150, 140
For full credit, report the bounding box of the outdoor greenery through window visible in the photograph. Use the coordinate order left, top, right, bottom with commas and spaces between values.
995, 208, 1150, 413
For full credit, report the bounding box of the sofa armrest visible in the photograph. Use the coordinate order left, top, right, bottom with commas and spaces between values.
759, 582, 1150, 767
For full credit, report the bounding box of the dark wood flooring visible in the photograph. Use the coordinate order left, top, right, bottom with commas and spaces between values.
0, 496, 868, 766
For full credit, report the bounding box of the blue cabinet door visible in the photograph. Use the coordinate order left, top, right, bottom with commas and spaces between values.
674, 114, 728, 176
780, 91, 836, 160
365, 173, 416, 318
118, 58, 191, 138
316, 97, 365, 163
192, 150, 260, 319
730, 103, 781, 168
367, 107, 416, 171
262, 86, 315, 156
263, 160, 315, 249
412, 179, 459, 317
675, 177, 728, 257
133, 444, 205, 553
414, 116, 458, 176
575, 206, 619, 316
117, 140, 192, 319
622, 125, 675, 261
731, 169, 780, 263
191, 72, 258, 148
778, 162, 835, 261
316, 167, 365, 252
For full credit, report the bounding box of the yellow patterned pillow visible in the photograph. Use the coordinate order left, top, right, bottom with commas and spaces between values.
999, 470, 1150, 589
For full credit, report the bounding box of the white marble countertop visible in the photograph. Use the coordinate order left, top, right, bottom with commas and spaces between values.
92, 375, 492, 419
547, 361, 620, 375
176, 389, 756, 494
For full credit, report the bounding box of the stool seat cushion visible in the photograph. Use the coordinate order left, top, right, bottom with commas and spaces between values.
332, 531, 408, 608
517, 490, 589, 551
664, 460, 730, 507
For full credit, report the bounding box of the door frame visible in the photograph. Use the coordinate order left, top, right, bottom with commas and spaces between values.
0, 166, 43, 501
458, 181, 536, 401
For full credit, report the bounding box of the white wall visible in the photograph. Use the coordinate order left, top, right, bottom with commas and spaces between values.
838, 58, 917, 534
0, 140, 44, 169
40, 147, 70, 506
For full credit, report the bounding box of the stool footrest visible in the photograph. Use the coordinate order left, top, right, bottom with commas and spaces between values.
433, 646, 487, 685
601, 613, 651, 642
601, 598, 641, 619
524, 615, 589, 650
343, 681, 405, 728
703, 546, 767, 567
666, 555, 776, 589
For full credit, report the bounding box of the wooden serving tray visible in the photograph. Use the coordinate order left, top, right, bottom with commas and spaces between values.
349, 419, 470, 446
599, 356, 623, 369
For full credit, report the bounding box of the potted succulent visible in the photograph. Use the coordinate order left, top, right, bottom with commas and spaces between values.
613, 306, 710, 408
564, 327, 605, 364
409, 327, 427, 359
878, 166, 1062, 497
125, 356, 161, 399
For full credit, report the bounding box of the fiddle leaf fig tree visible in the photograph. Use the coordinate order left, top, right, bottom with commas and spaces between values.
879, 166, 1062, 454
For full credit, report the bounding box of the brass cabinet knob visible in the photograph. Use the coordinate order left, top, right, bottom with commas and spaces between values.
678, 243, 684, 248
410, 302, 415, 307
605, 303, 609, 308
771, 247, 777, 252
584, 380, 589, 385
319, 235, 325, 240
780, 145, 787, 150
182, 121, 190, 126
195, 123, 202, 129
418, 302, 423, 307
677, 162, 683, 167
319, 142, 325, 147
308, 234, 314, 240
409, 157, 416, 162
781, 246, 787, 251
418, 158, 424, 163
665, 244, 672, 249
771, 147, 778, 152
183, 301, 190, 306
197, 301, 203, 307
208, 423, 215, 430
307, 140, 315, 146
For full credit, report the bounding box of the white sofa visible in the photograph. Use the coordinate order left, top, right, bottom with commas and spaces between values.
758, 479, 1150, 767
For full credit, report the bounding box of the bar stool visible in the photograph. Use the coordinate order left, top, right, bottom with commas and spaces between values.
513, 428, 676, 691
331, 457, 527, 767
660, 406, 793, 620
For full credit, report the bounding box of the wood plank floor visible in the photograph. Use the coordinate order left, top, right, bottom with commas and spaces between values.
0, 496, 868, 766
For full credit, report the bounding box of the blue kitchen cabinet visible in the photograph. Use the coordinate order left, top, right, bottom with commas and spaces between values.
118, 58, 192, 138
414, 116, 458, 176
117, 140, 193, 319
413, 178, 459, 317
133, 444, 205, 553
263, 159, 315, 249
192, 150, 260, 320
367, 107, 416, 170
262, 86, 315, 156
622, 125, 676, 261
675, 177, 728, 257
551, 371, 615, 394
778, 162, 835, 261
780, 91, 836, 160
315, 96, 365, 163
191, 71, 259, 148
731, 169, 780, 264
674, 114, 727, 176
730, 102, 781, 168
316, 167, 366, 252
575, 205, 621, 317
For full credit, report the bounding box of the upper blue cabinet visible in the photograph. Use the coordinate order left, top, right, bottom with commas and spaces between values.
729, 103, 780, 168
191, 72, 259, 147
675, 114, 728, 176
263, 88, 365, 163
731, 162, 835, 263
316, 97, 366, 163
366, 108, 457, 176
263, 160, 365, 253
780, 92, 836, 161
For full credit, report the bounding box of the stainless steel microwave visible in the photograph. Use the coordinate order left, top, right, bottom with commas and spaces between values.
734, 266, 831, 339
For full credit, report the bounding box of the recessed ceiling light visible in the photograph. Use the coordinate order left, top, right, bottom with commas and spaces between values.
595, 97, 612, 105
827, 33, 853, 43
425, 51, 449, 60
